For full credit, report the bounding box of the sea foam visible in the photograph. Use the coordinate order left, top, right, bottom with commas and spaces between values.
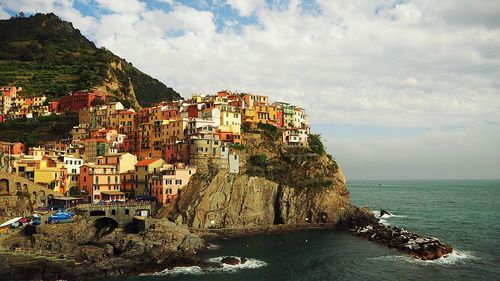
367, 250, 478, 266
153, 256, 267, 276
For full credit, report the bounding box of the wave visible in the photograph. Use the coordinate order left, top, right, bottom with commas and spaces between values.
152, 257, 267, 276
367, 250, 478, 266
206, 243, 221, 250
153, 266, 204, 276
373, 210, 407, 219
208, 257, 268, 270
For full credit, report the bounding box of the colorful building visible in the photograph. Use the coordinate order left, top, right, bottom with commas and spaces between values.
57, 90, 106, 112
150, 164, 196, 205
79, 164, 123, 203
283, 128, 309, 147
133, 158, 165, 196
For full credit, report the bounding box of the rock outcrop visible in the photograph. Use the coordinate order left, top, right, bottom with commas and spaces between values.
177, 171, 279, 228
0, 218, 204, 280
174, 138, 359, 230
352, 223, 453, 260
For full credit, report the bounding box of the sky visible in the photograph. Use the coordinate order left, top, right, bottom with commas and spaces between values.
1, 0, 499, 180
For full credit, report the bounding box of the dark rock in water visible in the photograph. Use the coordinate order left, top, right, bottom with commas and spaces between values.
240, 257, 248, 264
380, 209, 392, 217
221, 256, 241, 265
351, 223, 453, 260
343, 207, 379, 227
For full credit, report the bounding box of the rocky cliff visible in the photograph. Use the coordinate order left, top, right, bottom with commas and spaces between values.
0, 218, 204, 280
172, 130, 371, 231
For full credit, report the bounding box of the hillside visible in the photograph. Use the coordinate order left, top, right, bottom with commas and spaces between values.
0, 13, 181, 108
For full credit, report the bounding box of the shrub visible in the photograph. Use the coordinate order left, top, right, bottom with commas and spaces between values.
308, 134, 325, 155
257, 122, 280, 141
249, 154, 269, 167
230, 143, 246, 151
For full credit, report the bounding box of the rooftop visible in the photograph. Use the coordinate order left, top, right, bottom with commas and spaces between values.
135, 158, 161, 167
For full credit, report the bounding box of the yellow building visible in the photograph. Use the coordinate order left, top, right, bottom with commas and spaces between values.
33, 157, 67, 194
95, 152, 138, 174
242, 94, 268, 108
133, 158, 165, 196
218, 105, 241, 135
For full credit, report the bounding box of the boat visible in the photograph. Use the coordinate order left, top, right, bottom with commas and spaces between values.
0, 217, 23, 228
47, 211, 75, 224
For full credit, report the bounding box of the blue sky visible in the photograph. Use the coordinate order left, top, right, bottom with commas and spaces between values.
1, 0, 499, 179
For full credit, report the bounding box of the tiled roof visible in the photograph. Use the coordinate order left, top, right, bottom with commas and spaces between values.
135, 158, 161, 167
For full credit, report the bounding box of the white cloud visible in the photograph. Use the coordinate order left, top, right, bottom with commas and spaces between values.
226, 0, 266, 17
95, 0, 146, 14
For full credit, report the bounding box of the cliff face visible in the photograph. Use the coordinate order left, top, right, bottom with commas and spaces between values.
177, 171, 279, 228
174, 134, 360, 230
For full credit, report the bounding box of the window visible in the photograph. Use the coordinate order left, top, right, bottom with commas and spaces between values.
175, 179, 182, 185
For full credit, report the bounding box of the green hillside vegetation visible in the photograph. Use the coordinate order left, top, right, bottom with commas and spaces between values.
0, 113, 78, 146
0, 13, 180, 106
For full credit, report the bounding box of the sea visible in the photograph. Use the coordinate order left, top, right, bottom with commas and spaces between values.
116, 180, 500, 281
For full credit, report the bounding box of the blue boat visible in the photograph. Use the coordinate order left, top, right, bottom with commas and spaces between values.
47, 210, 75, 224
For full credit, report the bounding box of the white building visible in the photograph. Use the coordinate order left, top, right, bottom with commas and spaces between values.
283, 128, 309, 147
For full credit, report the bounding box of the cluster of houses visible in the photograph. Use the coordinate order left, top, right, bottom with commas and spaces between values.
0, 89, 310, 206
0, 86, 49, 120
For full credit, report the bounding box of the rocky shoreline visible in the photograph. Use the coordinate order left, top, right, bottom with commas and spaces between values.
352, 223, 453, 260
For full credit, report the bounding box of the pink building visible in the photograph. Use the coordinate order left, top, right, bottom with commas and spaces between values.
79, 164, 124, 203
149, 164, 196, 205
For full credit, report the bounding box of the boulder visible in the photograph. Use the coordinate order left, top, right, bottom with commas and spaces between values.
380, 209, 392, 217
221, 256, 241, 265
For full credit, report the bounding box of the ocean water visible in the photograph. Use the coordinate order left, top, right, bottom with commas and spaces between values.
117, 180, 500, 281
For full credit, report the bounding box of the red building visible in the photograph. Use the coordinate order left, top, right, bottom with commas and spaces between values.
57, 90, 106, 112
0, 142, 26, 155
49, 101, 59, 112
163, 143, 177, 163
187, 104, 198, 118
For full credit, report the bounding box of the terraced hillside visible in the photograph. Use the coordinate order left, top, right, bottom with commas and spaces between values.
0, 13, 181, 107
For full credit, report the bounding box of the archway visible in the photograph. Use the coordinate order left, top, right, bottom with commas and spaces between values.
39, 190, 46, 205
0, 179, 9, 194
32, 191, 38, 205
93, 217, 119, 240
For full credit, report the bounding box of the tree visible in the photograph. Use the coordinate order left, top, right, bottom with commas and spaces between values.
309, 134, 325, 155
249, 154, 269, 167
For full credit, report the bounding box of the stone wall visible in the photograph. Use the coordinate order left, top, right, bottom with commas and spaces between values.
0, 171, 63, 217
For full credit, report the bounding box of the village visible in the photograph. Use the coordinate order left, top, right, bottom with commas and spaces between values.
0, 86, 310, 209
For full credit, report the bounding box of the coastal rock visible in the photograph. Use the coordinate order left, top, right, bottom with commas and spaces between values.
0, 218, 205, 280
177, 171, 279, 228
220, 256, 248, 265
175, 152, 357, 230
380, 209, 392, 217
221, 256, 241, 265
352, 223, 453, 260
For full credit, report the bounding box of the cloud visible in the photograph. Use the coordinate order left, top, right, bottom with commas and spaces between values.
324, 126, 500, 179
95, 0, 146, 14
226, 0, 266, 17
1, 0, 499, 178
